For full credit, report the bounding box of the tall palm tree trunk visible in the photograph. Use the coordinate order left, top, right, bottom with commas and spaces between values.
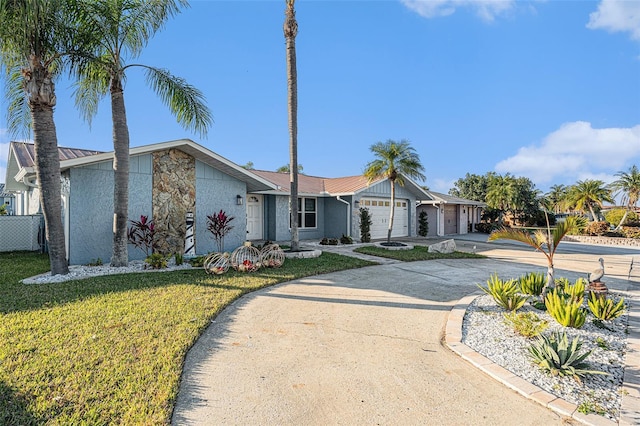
387, 180, 396, 243
27, 58, 69, 276
110, 78, 130, 266
284, 0, 299, 252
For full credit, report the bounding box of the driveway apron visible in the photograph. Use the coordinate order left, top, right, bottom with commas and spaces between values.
172, 259, 573, 425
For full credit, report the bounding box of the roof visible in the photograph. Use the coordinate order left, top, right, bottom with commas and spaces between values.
251, 170, 327, 195
10, 141, 104, 169
420, 190, 486, 207
0, 183, 12, 198
6, 139, 277, 193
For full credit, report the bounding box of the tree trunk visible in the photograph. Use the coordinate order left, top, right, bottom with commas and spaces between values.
284, 1, 299, 252
588, 204, 598, 222
110, 78, 130, 266
615, 209, 629, 231
27, 57, 69, 275
387, 179, 395, 243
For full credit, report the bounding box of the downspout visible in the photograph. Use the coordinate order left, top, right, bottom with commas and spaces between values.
336, 196, 351, 237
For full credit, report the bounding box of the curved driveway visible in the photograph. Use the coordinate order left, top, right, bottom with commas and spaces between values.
172, 238, 638, 425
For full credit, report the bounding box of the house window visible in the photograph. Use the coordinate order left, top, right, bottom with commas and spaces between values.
296, 197, 317, 228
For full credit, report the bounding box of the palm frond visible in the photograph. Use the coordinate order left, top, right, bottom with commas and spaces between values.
488, 228, 540, 250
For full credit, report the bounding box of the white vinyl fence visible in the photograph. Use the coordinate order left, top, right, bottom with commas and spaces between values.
0, 215, 44, 252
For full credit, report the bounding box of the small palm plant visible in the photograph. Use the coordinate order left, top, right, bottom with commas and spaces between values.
207, 210, 235, 252
528, 331, 607, 382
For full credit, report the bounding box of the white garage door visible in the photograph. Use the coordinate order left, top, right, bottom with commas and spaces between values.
361, 198, 409, 239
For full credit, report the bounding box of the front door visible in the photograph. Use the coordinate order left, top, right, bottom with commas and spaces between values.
246, 194, 263, 240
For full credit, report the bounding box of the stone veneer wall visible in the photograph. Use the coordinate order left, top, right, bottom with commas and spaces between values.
153, 149, 195, 255
565, 235, 640, 247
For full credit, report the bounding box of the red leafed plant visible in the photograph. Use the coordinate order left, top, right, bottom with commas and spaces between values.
127, 215, 157, 256
207, 210, 235, 252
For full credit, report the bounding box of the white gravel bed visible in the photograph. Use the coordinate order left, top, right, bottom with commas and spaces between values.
462, 294, 628, 421
22, 259, 194, 284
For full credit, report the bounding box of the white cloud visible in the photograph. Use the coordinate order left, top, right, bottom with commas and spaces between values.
587, 0, 640, 41
431, 178, 457, 194
400, 0, 515, 22
495, 121, 640, 186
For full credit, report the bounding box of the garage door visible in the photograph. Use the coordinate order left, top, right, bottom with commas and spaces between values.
444, 204, 458, 234
361, 198, 408, 239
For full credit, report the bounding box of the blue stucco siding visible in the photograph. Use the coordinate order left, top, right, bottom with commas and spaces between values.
323, 196, 350, 238
68, 154, 152, 265
195, 160, 247, 254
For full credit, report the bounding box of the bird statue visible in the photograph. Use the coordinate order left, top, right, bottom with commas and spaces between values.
589, 258, 605, 283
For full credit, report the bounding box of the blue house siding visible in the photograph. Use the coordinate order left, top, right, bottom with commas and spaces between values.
195, 160, 247, 254
68, 154, 153, 265
323, 196, 350, 238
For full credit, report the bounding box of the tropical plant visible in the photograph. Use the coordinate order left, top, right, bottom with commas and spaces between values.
528, 331, 606, 382
486, 173, 516, 225
276, 164, 303, 173
363, 139, 425, 243
563, 277, 586, 303
545, 184, 570, 214
449, 172, 493, 202
584, 221, 610, 236
604, 208, 638, 227
610, 165, 640, 230
545, 288, 587, 328
503, 311, 548, 338
72, 0, 212, 266
127, 215, 157, 256
478, 273, 527, 311
518, 272, 545, 297
418, 210, 429, 237
359, 207, 372, 242
340, 234, 353, 244
0, 203, 6, 215
488, 216, 584, 297
566, 179, 614, 222
0, 0, 76, 275
588, 293, 626, 321
284, 0, 300, 252
144, 252, 168, 269
206, 210, 235, 252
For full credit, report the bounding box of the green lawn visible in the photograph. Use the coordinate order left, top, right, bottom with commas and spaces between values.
354, 245, 485, 261
0, 251, 374, 425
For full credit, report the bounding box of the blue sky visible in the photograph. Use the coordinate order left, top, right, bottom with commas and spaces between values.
1, 0, 639, 195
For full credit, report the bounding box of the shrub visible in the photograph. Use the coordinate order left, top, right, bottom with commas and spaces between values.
554, 277, 570, 293
518, 272, 545, 297
340, 234, 353, 244
127, 215, 157, 256
545, 288, 587, 328
174, 252, 183, 266
189, 255, 206, 267
588, 293, 626, 321
145, 253, 168, 269
206, 210, 235, 252
503, 311, 549, 338
478, 273, 527, 311
621, 226, 640, 239
584, 221, 610, 236
528, 331, 606, 381
418, 210, 429, 237
0, 203, 6, 215
359, 207, 372, 242
604, 208, 637, 226
475, 222, 500, 234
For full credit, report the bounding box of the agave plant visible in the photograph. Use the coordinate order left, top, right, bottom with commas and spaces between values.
545, 288, 588, 328
528, 331, 607, 382
478, 273, 527, 311
563, 278, 586, 303
518, 272, 545, 297
588, 293, 626, 321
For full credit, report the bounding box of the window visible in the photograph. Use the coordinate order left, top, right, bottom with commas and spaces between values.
295, 197, 317, 228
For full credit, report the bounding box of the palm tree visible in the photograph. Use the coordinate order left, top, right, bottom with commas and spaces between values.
486, 174, 515, 225
610, 165, 640, 229
72, 0, 212, 266
488, 216, 584, 298
545, 184, 569, 214
363, 139, 425, 243
283, 0, 299, 251
0, 0, 74, 275
566, 179, 613, 222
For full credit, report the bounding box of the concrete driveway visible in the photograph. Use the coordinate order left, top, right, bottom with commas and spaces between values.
172, 238, 639, 425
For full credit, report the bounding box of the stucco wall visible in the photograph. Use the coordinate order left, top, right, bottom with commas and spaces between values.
68, 154, 152, 265
416, 205, 438, 237
324, 196, 350, 238
195, 160, 247, 254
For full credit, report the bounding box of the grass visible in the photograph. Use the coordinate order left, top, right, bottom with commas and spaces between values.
354, 245, 485, 261
0, 251, 374, 425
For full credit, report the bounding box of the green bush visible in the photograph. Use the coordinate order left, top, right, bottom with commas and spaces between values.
475, 222, 501, 234
503, 311, 549, 338
340, 234, 353, 244
604, 208, 637, 226
588, 293, 626, 321
145, 253, 168, 269
621, 226, 640, 239
563, 277, 586, 303
528, 331, 606, 381
359, 207, 372, 243
478, 273, 527, 311
545, 288, 587, 328
518, 272, 545, 296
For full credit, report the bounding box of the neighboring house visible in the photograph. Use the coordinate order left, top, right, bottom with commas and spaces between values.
0, 184, 15, 215
250, 170, 432, 241
417, 191, 486, 236
6, 139, 276, 265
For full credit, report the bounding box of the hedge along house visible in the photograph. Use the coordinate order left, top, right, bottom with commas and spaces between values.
6, 139, 276, 265
417, 191, 486, 237
249, 170, 432, 242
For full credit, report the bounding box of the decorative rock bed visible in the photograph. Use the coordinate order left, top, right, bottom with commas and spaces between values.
283, 248, 322, 259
